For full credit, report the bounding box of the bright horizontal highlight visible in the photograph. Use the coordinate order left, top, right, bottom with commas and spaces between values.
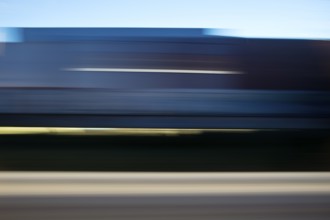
64, 68, 242, 75
0, 127, 257, 135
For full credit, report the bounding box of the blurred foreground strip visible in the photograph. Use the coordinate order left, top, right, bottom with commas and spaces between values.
1, 172, 330, 196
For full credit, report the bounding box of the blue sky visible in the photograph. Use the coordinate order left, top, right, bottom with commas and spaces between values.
0, 0, 329, 39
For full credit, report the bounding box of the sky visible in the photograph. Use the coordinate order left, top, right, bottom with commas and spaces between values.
0, 0, 329, 40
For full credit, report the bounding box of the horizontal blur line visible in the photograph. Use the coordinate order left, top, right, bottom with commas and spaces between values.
3, 172, 330, 180
1, 172, 330, 196
0, 127, 257, 135
64, 68, 242, 75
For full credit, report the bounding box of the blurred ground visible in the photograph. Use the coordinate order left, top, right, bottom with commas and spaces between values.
1, 172, 330, 220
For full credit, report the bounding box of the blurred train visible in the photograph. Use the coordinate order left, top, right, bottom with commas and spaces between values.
0, 28, 329, 128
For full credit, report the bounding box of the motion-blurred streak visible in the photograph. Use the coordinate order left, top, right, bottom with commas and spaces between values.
64, 68, 242, 75
0, 127, 256, 135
